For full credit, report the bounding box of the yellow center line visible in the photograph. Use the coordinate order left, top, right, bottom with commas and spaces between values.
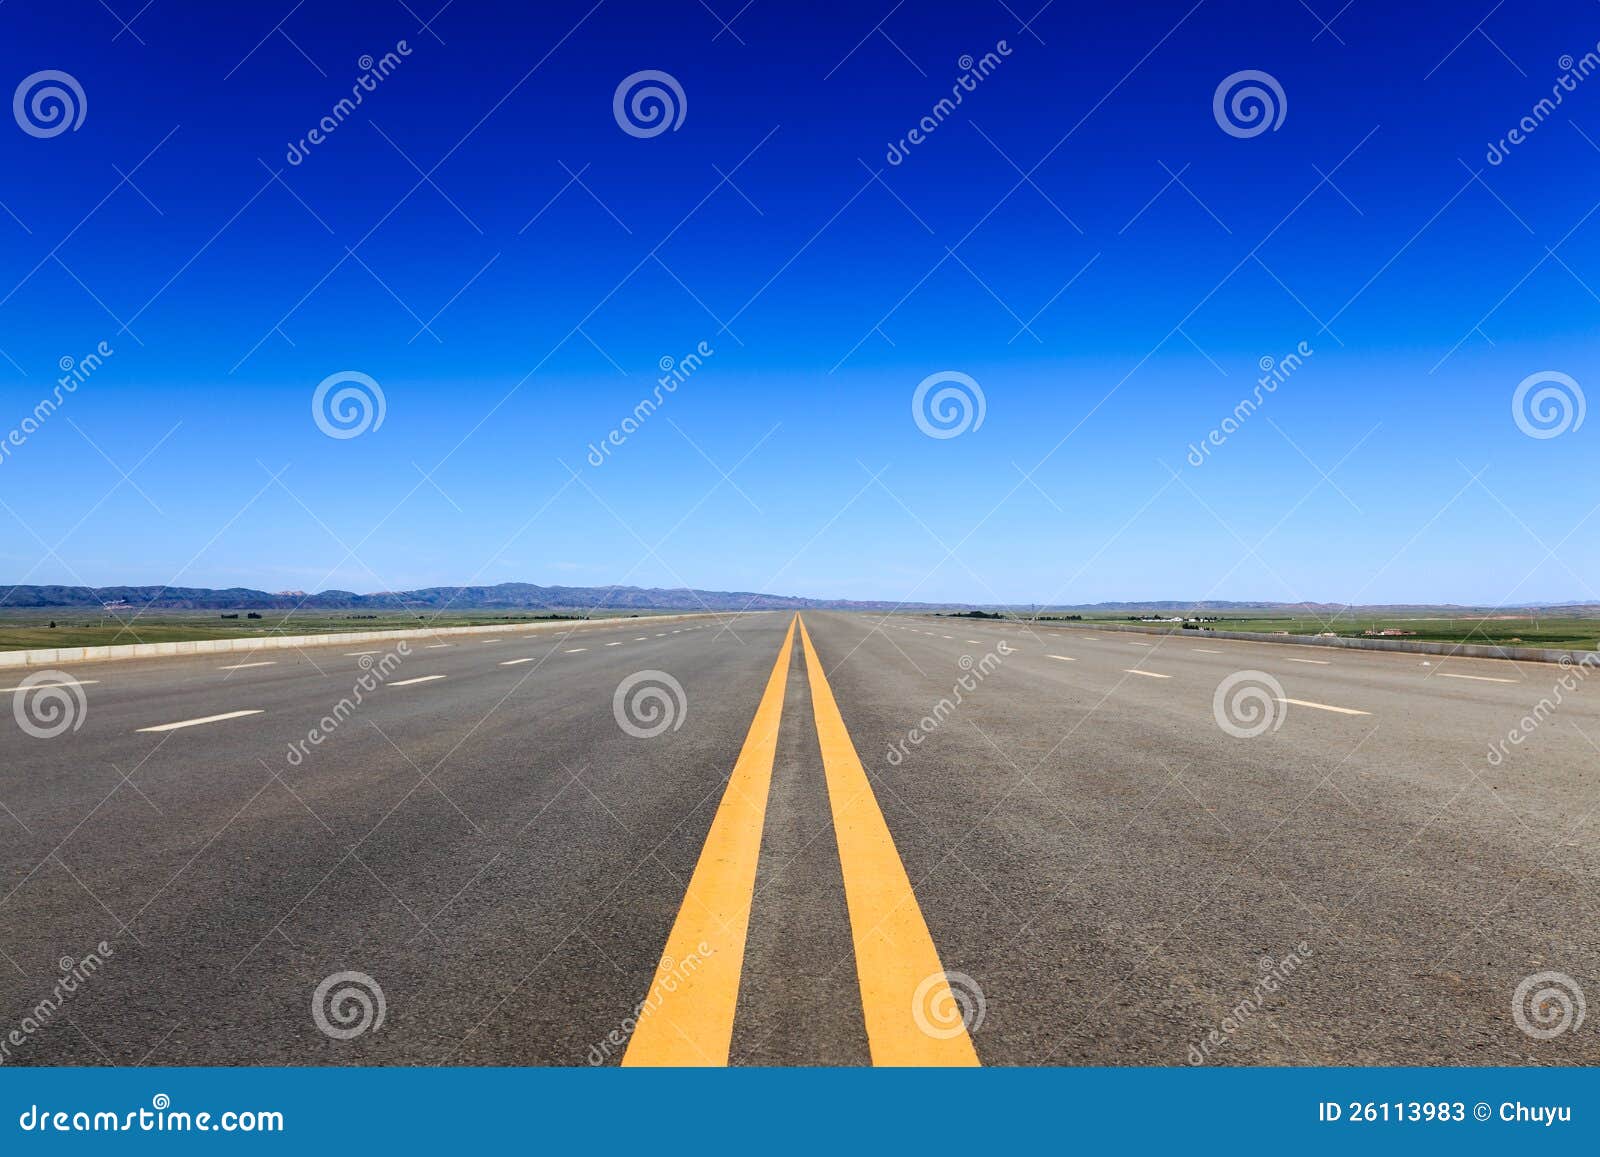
623, 615, 798, 1067
797, 615, 980, 1066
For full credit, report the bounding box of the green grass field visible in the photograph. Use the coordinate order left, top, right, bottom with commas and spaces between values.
1023, 613, 1600, 649
0, 608, 653, 651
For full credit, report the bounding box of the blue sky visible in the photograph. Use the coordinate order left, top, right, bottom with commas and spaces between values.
1, 0, 1597, 606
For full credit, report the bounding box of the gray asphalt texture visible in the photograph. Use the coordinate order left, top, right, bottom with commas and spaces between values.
1, 611, 1596, 1066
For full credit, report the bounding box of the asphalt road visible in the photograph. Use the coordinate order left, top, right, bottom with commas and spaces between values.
1, 611, 1597, 1066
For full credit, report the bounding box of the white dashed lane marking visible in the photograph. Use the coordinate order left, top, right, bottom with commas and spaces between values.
1123, 669, 1171, 679
390, 675, 448, 687
1277, 697, 1369, 716
137, 710, 264, 733
500, 658, 537, 666
1283, 657, 1331, 665
218, 661, 276, 670
1437, 671, 1519, 684
566, 648, 588, 653
1047, 654, 1076, 662
2, 679, 100, 693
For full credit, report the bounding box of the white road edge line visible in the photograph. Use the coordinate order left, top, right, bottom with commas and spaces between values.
137, 709, 264, 733
1276, 696, 1370, 716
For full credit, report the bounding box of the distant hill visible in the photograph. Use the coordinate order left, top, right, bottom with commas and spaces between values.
0, 582, 963, 613
2, 583, 1597, 617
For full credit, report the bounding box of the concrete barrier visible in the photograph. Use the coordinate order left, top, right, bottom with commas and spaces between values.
0, 612, 733, 670
981, 618, 1600, 666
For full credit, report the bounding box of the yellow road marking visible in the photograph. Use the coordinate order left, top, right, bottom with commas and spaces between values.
797, 616, 979, 1067
623, 615, 798, 1066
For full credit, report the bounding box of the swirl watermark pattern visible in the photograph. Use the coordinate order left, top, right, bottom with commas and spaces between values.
1512, 370, 1584, 439
311, 971, 386, 1041
12, 671, 89, 739
612, 669, 687, 738
911, 970, 985, 1039
1511, 971, 1585, 1040
1212, 670, 1287, 739
1212, 70, 1286, 138
613, 70, 686, 138
312, 371, 386, 439
912, 371, 985, 439
13, 70, 86, 138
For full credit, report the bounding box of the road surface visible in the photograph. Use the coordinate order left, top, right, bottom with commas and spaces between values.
1, 611, 1596, 1065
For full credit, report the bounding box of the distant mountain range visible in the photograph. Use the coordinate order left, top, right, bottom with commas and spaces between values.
2, 583, 1598, 617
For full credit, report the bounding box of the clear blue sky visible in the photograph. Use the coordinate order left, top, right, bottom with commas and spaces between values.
1, 1, 1596, 606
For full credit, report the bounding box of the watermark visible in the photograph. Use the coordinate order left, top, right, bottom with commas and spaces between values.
1487, 48, 1600, 164
13, 70, 85, 138
1213, 70, 1286, 138
1186, 341, 1312, 466
1512, 970, 1585, 1040
311, 970, 386, 1040
587, 340, 713, 466
586, 943, 713, 1063
1486, 653, 1600, 766
285, 642, 409, 765
886, 643, 1011, 765
613, 670, 687, 738
1512, 370, 1584, 439
286, 43, 412, 164
0, 942, 114, 1064
912, 370, 985, 439
1187, 940, 1312, 1063
911, 970, 985, 1039
885, 42, 1012, 165
312, 370, 386, 439
0, 341, 113, 468
1212, 670, 1287, 739
11, 671, 89, 740
613, 70, 686, 138
17, 1095, 283, 1133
